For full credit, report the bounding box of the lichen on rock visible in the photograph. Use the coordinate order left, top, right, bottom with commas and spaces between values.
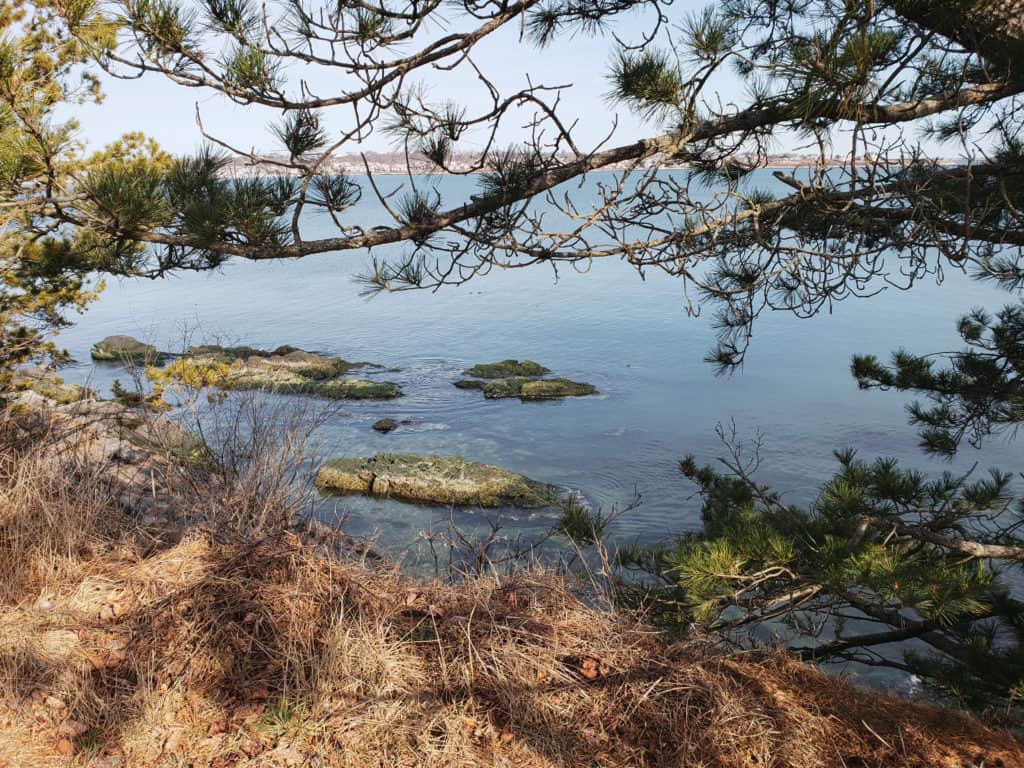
316, 453, 560, 508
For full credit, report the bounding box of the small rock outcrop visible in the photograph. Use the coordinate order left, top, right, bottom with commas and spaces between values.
463, 359, 551, 378
91, 335, 165, 365
316, 453, 560, 508
372, 418, 399, 433
154, 346, 401, 401
454, 360, 597, 401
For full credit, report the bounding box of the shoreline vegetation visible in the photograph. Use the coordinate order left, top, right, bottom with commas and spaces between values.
1, 377, 1021, 767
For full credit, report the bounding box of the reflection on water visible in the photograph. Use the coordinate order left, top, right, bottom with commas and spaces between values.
54, 171, 1021, 559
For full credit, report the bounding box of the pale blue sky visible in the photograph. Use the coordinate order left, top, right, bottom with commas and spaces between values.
66, 2, 954, 159
67, 1, 752, 156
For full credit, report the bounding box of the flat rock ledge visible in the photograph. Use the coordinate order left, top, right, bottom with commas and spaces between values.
316, 453, 560, 508
160, 346, 401, 400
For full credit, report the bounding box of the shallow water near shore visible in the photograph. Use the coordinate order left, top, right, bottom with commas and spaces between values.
55, 170, 1020, 562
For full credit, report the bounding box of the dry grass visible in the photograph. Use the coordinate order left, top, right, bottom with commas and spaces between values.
0, 409, 1021, 768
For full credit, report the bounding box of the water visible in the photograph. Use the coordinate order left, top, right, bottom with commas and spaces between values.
54, 170, 1022, 557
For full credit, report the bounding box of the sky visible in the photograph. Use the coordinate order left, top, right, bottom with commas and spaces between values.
65, 0, 751, 157
63, 0, 959, 160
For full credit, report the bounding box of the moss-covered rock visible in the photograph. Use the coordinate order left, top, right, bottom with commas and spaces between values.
91, 335, 165, 364
456, 360, 597, 401
11, 368, 93, 405
153, 346, 400, 400
316, 453, 560, 508
372, 418, 399, 433
481, 377, 536, 399
475, 377, 597, 400
520, 378, 597, 399
464, 359, 551, 378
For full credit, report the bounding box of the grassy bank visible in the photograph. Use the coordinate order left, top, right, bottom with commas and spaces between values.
0, 405, 1021, 767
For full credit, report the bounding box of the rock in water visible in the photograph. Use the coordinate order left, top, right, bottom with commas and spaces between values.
463, 359, 551, 378
156, 345, 401, 400
455, 360, 597, 400
519, 378, 597, 400
476, 377, 597, 400
316, 454, 560, 508
372, 418, 399, 433
91, 336, 164, 364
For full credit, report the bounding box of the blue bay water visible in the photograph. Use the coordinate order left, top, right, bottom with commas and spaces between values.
54, 170, 1022, 556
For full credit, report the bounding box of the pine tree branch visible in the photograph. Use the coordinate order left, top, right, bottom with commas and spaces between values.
864, 516, 1024, 559
86, 79, 1024, 263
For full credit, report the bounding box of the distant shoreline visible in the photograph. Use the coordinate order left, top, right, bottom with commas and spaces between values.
224, 163, 951, 179
222, 155, 962, 179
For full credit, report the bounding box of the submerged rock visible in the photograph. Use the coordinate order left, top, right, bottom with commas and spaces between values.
372, 418, 399, 433
91, 335, 165, 364
464, 359, 551, 378
316, 453, 560, 508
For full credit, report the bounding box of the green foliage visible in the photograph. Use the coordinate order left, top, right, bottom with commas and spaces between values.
271, 110, 327, 160
203, 0, 257, 34
309, 174, 360, 211
398, 188, 441, 228
122, 0, 199, 59
853, 304, 1024, 457
0, 1, 117, 375
478, 148, 544, 203
626, 443, 1024, 721
555, 498, 609, 546
222, 45, 281, 93
607, 48, 682, 120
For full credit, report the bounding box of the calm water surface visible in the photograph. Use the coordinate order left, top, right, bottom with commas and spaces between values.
55, 171, 1022, 558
